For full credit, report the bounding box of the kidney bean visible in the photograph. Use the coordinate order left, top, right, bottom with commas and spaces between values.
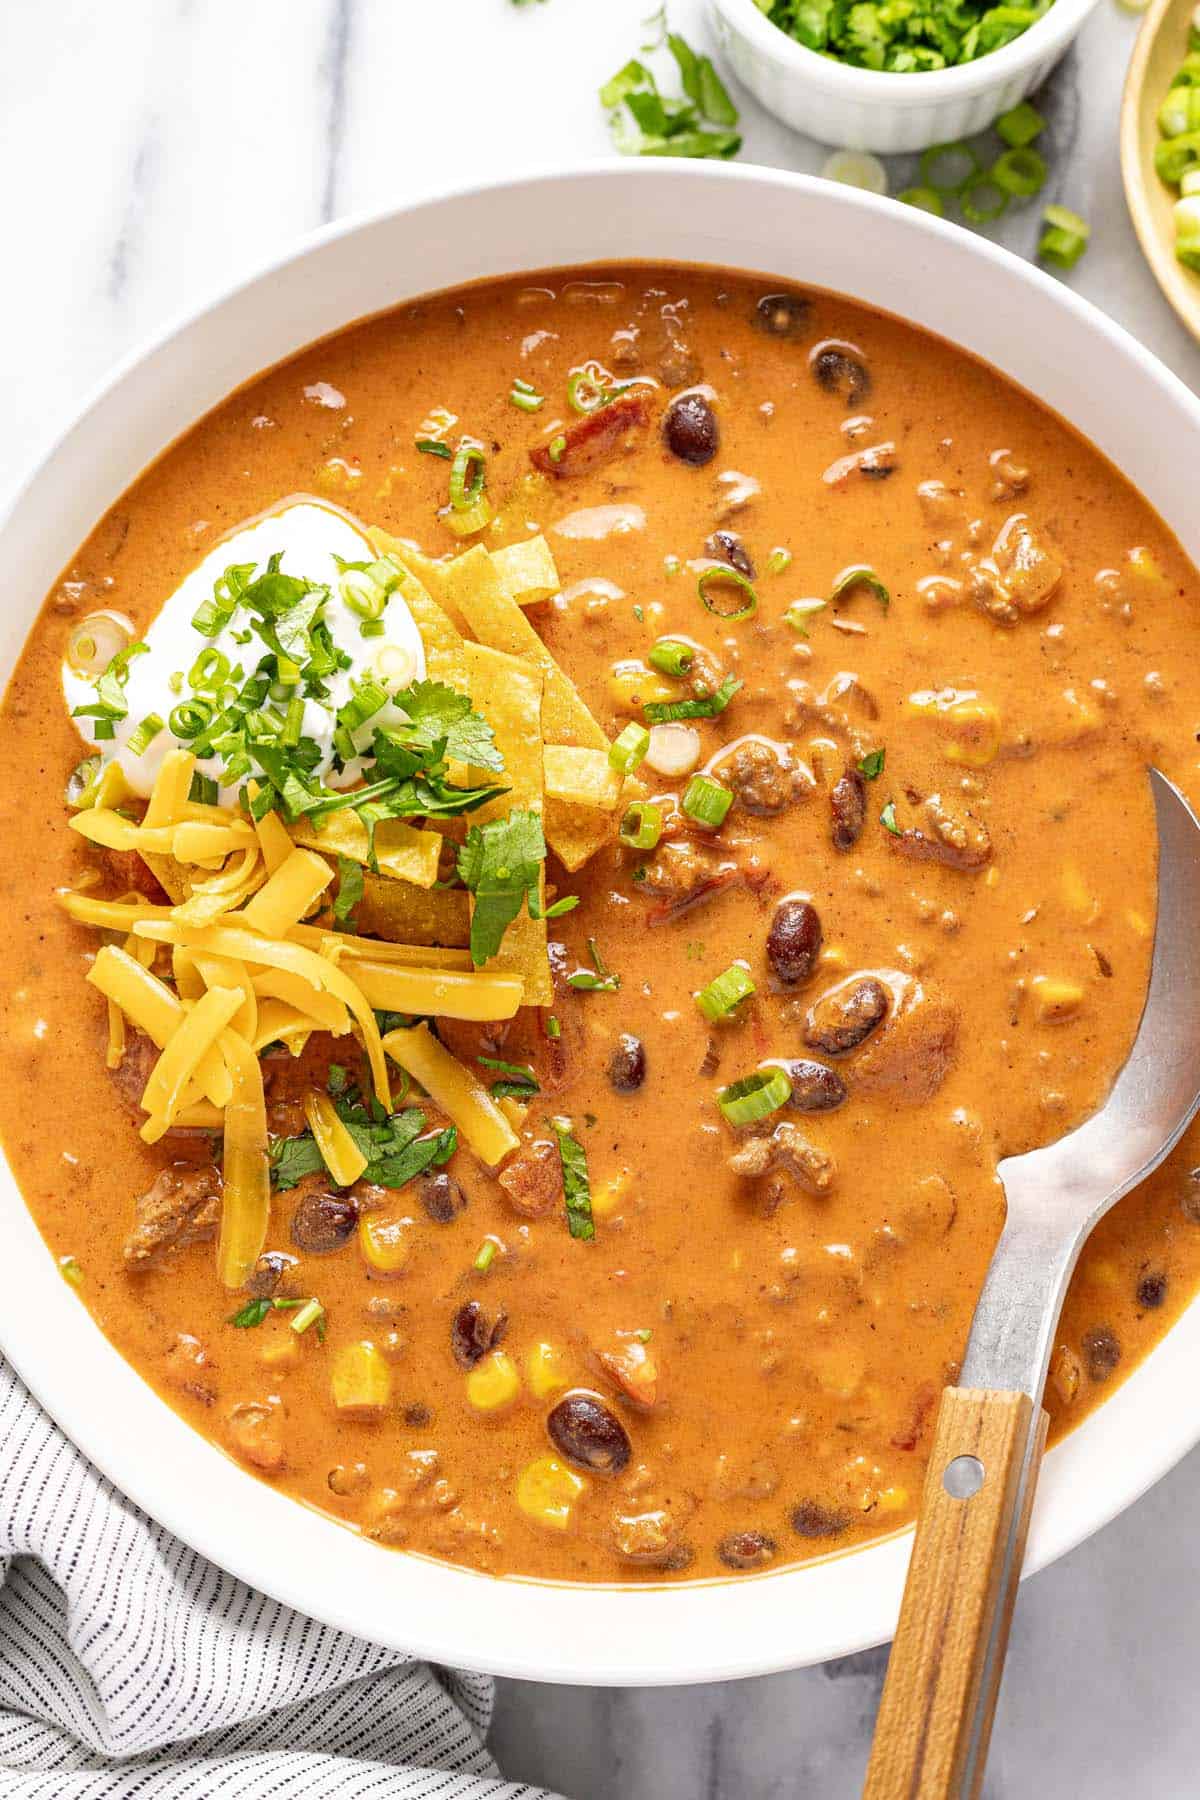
663, 393, 718, 466
830, 768, 866, 850
804, 977, 889, 1055
766, 898, 823, 986
718, 1530, 777, 1570
778, 1058, 847, 1112
809, 340, 871, 405
417, 1170, 468, 1224
450, 1300, 507, 1370
607, 1034, 647, 1093
547, 1391, 632, 1475
289, 1185, 357, 1253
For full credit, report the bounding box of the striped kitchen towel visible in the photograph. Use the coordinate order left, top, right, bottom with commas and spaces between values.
0, 1360, 561, 1798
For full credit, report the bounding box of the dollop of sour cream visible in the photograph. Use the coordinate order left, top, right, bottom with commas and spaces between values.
62, 500, 426, 800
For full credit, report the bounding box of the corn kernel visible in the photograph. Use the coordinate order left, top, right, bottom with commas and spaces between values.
1127, 546, 1165, 587
1030, 975, 1084, 1023
259, 1333, 300, 1369
331, 1341, 392, 1417
466, 1349, 520, 1412
358, 1210, 412, 1276
515, 1456, 586, 1531
607, 660, 676, 712
875, 1485, 909, 1513
941, 698, 1001, 768
591, 1169, 630, 1220
1060, 861, 1101, 925
526, 1341, 572, 1399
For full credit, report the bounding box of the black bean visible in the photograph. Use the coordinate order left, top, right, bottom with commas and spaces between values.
244, 1250, 298, 1297
1137, 1271, 1168, 1310
706, 530, 755, 579
417, 1170, 468, 1224
607, 1034, 647, 1094
547, 1391, 632, 1475
290, 1187, 358, 1253
663, 393, 719, 466
450, 1300, 507, 1370
830, 768, 866, 851
767, 898, 823, 986
804, 977, 889, 1056
755, 292, 810, 338
1182, 1168, 1200, 1224
778, 1058, 847, 1112
810, 340, 871, 406
718, 1529, 777, 1570
1082, 1325, 1121, 1382
791, 1500, 850, 1539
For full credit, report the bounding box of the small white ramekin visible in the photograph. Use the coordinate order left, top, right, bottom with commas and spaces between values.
710, 0, 1103, 152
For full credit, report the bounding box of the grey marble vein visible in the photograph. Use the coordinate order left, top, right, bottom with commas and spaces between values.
320, 0, 355, 224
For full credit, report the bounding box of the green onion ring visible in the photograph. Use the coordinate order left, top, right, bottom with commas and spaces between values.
959, 172, 1010, 224
698, 564, 757, 622
717, 1067, 792, 1127
919, 141, 982, 195
449, 445, 487, 512
169, 697, 215, 740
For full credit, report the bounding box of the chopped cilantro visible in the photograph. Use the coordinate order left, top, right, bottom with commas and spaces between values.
858, 748, 886, 780
457, 808, 547, 966
600, 28, 741, 160
479, 1054, 540, 1100
567, 938, 620, 994
269, 1134, 325, 1191
645, 674, 741, 725
333, 854, 364, 926
553, 1119, 595, 1242
753, 0, 1052, 69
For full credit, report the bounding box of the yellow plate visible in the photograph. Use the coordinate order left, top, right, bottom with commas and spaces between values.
1121, 0, 1200, 344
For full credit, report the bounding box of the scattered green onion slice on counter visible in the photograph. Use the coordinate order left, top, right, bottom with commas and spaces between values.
831, 565, 890, 611
919, 141, 982, 194
880, 800, 901, 836
510, 377, 544, 412
619, 801, 664, 850
898, 186, 945, 215
785, 598, 827, 636
449, 445, 487, 512
415, 437, 453, 459
1038, 203, 1091, 269
644, 674, 741, 724
126, 713, 164, 757
821, 150, 888, 194
681, 773, 732, 829
991, 147, 1047, 198
717, 1067, 791, 1128
996, 100, 1045, 147
608, 721, 651, 773
648, 639, 695, 677
766, 546, 792, 575
698, 564, 757, 621
696, 964, 756, 1022
959, 171, 1009, 224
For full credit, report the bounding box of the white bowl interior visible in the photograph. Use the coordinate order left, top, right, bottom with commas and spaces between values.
2, 162, 1199, 1685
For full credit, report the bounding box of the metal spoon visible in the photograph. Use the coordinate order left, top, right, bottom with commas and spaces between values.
864, 767, 1200, 1800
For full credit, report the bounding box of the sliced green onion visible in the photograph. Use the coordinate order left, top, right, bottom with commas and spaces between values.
169, 697, 215, 740
1038, 204, 1091, 269
416, 437, 453, 458
880, 800, 901, 836
449, 445, 487, 512
1183, 169, 1200, 195
991, 147, 1047, 198
619, 800, 663, 850
609, 721, 651, 773
340, 559, 396, 621
1156, 131, 1200, 185
821, 149, 887, 194
996, 101, 1045, 148
338, 676, 388, 735
126, 713, 164, 756
831, 566, 890, 611
919, 140, 982, 194
189, 647, 230, 693
1160, 86, 1200, 138
696, 963, 756, 1022
645, 674, 741, 724
898, 186, 946, 216
766, 547, 792, 575
717, 1067, 791, 1127
547, 433, 567, 464
959, 172, 1009, 224
281, 696, 306, 748
189, 772, 219, 805
168, 671, 184, 696
510, 377, 545, 413
59, 1254, 84, 1288
663, 554, 683, 577
682, 773, 732, 829
785, 598, 827, 636
289, 1296, 325, 1336
647, 639, 694, 677
546, 1014, 562, 1040
474, 1239, 498, 1273
698, 565, 757, 622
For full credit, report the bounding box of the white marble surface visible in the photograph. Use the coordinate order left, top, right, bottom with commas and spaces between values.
3, 0, 1200, 1794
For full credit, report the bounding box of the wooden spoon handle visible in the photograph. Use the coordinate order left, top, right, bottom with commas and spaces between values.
862, 1387, 1049, 1800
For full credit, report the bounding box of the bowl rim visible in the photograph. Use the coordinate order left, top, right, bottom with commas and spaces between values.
2, 158, 1200, 1686
710, 0, 1103, 102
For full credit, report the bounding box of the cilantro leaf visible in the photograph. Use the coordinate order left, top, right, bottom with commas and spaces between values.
456, 808, 547, 966
333, 854, 364, 926
269, 1134, 326, 1191
389, 680, 505, 773
553, 1120, 595, 1242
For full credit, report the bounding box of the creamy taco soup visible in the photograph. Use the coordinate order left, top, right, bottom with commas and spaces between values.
3, 265, 1199, 1586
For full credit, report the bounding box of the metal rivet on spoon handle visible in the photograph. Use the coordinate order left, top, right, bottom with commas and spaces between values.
863, 768, 1200, 1800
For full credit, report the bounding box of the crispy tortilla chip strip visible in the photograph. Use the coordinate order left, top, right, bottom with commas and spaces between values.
290, 811, 442, 888
354, 874, 470, 948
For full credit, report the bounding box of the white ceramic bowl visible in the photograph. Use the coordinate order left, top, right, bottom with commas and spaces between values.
710, 0, 1103, 151
1, 162, 1199, 1686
